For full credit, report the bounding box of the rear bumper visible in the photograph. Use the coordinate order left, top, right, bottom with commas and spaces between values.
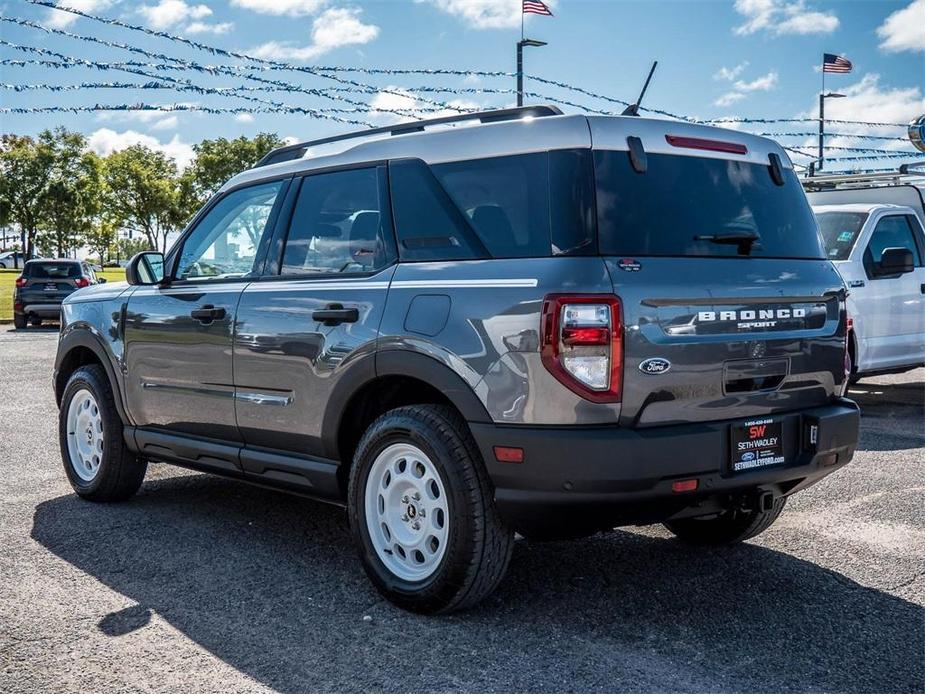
20, 302, 63, 318
469, 399, 859, 532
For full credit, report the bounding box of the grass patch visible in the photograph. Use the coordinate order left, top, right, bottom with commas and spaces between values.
0, 267, 125, 322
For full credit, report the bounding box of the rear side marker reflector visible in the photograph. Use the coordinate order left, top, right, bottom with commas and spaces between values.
671, 479, 699, 493
665, 135, 747, 155
494, 446, 524, 464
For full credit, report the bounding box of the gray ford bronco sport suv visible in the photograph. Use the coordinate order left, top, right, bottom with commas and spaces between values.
54, 106, 859, 613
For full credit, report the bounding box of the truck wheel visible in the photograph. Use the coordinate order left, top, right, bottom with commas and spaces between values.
663, 496, 786, 546
348, 405, 514, 613
59, 364, 147, 502
29, 317, 42, 327
13, 313, 27, 330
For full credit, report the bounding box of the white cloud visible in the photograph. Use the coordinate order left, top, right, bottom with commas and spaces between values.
138, 0, 211, 29
415, 0, 554, 29
714, 70, 777, 107
150, 116, 180, 130
793, 74, 924, 168
733, 0, 838, 36
248, 7, 379, 61
43, 0, 115, 29
734, 71, 779, 92
877, 0, 925, 53
230, 0, 327, 16
87, 128, 195, 169
234, 113, 255, 123
714, 92, 747, 107
714, 62, 749, 81
367, 86, 480, 125
186, 20, 233, 34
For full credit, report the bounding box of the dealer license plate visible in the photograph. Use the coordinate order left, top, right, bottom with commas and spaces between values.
731, 418, 785, 472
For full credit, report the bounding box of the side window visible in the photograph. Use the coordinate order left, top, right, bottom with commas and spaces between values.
864, 215, 923, 277
389, 151, 594, 262
281, 167, 395, 275
389, 159, 488, 262
176, 180, 284, 281
432, 153, 550, 258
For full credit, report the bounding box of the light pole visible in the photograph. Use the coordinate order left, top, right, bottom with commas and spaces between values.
516, 38, 547, 107
818, 91, 845, 171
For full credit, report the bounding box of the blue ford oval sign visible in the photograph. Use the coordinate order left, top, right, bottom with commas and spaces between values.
639, 357, 671, 375
910, 115, 925, 153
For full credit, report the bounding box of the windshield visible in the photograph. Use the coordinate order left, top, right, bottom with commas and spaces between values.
594, 151, 825, 259
815, 211, 868, 261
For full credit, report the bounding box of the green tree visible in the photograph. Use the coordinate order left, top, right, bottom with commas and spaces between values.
0, 134, 53, 261
84, 217, 119, 266
103, 145, 182, 253
183, 133, 283, 206
36, 128, 103, 257
114, 235, 151, 263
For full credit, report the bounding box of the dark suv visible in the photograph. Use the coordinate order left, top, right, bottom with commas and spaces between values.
53, 107, 859, 613
14, 259, 102, 329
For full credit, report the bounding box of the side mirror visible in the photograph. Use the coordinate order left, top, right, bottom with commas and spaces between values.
126, 252, 166, 286
875, 247, 914, 276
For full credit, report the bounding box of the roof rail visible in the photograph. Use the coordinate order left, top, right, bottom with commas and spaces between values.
801, 161, 925, 191
253, 105, 564, 168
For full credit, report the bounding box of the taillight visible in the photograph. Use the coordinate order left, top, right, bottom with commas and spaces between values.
15, 276, 26, 288
74, 277, 90, 288
541, 294, 623, 403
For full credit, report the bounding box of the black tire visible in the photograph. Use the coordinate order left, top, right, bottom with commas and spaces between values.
59, 364, 147, 502
13, 313, 27, 330
29, 316, 42, 327
663, 496, 787, 546
348, 405, 514, 614
847, 340, 860, 386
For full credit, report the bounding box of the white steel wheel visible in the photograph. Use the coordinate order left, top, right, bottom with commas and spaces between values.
364, 442, 449, 582
66, 389, 104, 482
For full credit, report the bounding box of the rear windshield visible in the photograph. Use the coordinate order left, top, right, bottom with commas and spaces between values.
815, 211, 868, 260
594, 151, 825, 259
24, 262, 80, 279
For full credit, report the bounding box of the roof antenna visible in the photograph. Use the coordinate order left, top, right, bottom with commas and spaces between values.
622, 61, 658, 117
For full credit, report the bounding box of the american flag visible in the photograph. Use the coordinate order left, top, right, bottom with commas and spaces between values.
823, 54, 852, 73
523, 0, 553, 16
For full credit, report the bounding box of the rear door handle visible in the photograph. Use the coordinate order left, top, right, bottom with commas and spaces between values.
312, 303, 359, 326
190, 304, 226, 324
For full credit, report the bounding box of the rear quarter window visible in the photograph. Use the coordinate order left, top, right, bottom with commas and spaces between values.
389, 150, 595, 262
595, 150, 825, 260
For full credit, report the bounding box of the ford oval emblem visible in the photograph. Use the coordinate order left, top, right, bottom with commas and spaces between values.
639, 357, 671, 375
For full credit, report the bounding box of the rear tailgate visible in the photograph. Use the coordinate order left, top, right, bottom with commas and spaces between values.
589, 117, 848, 429
18, 277, 78, 305
608, 257, 847, 428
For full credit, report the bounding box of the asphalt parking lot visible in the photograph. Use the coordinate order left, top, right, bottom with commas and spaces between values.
0, 328, 922, 693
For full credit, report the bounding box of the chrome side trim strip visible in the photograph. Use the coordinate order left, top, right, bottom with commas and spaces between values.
245, 281, 390, 293
234, 391, 293, 407
391, 279, 539, 289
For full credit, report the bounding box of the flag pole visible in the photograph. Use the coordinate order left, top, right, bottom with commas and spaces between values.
818, 54, 825, 171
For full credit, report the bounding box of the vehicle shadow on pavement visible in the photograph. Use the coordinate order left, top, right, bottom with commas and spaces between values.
850, 380, 925, 452
32, 473, 923, 694
3, 326, 60, 334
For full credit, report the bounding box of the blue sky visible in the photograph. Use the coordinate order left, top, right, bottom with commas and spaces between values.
1, 0, 923, 171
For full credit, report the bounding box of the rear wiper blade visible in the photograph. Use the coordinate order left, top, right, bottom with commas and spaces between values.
694, 232, 761, 255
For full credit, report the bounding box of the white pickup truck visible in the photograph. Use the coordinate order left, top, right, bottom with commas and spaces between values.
811, 201, 925, 380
